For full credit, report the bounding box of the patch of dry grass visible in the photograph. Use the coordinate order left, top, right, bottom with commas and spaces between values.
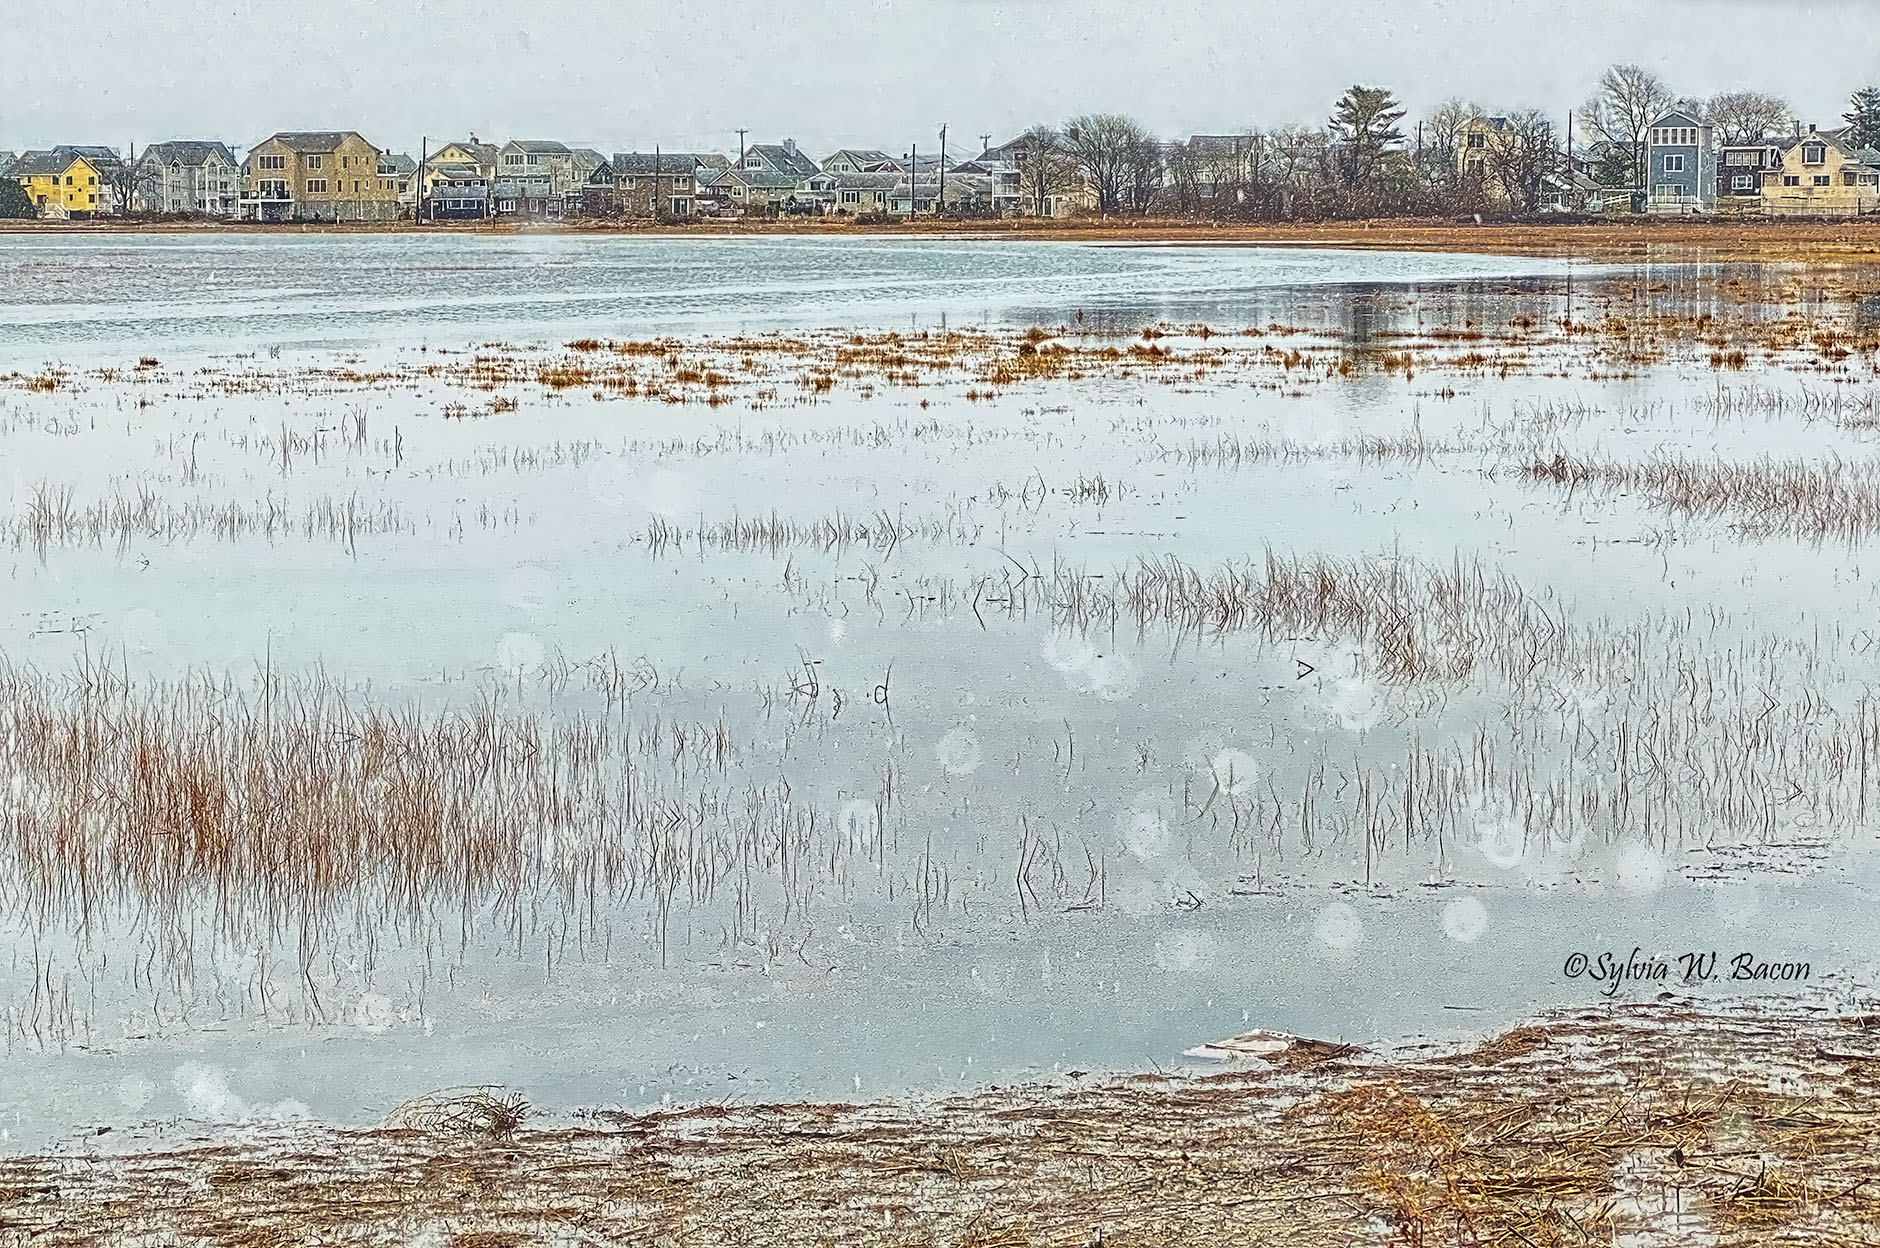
2, 1003, 1877, 1246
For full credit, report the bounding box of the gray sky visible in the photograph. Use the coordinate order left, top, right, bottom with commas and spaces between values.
5, 0, 1873, 157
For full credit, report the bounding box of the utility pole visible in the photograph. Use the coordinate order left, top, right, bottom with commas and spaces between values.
419, 136, 427, 223
911, 143, 917, 216
937, 124, 947, 216
736, 129, 748, 166
654, 145, 662, 222
980, 133, 991, 157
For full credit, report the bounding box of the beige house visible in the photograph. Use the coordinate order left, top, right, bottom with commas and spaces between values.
421, 139, 499, 196
241, 131, 401, 222
1760, 127, 1880, 215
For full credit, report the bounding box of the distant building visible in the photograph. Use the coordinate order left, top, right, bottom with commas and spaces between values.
241, 132, 401, 222
493, 141, 605, 207
1760, 125, 1880, 216
6, 147, 122, 218
1644, 109, 1716, 213
734, 140, 820, 179
1717, 140, 1783, 206
378, 152, 418, 211
134, 141, 240, 215
607, 152, 722, 217
425, 164, 490, 219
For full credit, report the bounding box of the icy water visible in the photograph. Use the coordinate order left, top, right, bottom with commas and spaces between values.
2, 233, 1875, 1148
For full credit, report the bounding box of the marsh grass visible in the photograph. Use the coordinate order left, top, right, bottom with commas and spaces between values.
6, 1002, 1878, 1246
1521, 450, 1880, 541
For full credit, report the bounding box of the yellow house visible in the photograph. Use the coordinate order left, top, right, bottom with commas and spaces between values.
1761, 127, 1880, 216
240, 131, 402, 223
420, 140, 498, 196
7, 148, 118, 218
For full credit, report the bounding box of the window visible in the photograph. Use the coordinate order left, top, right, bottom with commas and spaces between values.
259, 154, 285, 171
1466, 133, 1485, 149
842, 189, 860, 204
307, 154, 323, 169
1732, 174, 1754, 190
341, 156, 350, 169
1785, 175, 1801, 186
1803, 144, 1826, 165
1663, 154, 1685, 173
1815, 174, 1832, 186
353, 180, 360, 192
504, 154, 523, 165
306, 178, 327, 193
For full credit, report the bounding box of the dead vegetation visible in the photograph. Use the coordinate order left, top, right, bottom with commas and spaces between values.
3, 1001, 1878, 1246
1522, 450, 1880, 541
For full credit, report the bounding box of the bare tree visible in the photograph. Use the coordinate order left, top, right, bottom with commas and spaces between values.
1267, 125, 1330, 217
1123, 134, 1165, 213
1012, 126, 1070, 217
1707, 90, 1792, 144
1419, 98, 1478, 192
1061, 113, 1154, 214
1579, 64, 1673, 189
1482, 109, 1561, 212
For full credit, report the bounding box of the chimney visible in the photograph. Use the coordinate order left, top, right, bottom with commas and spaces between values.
1808, 123, 1818, 134
783, 139, 797, 158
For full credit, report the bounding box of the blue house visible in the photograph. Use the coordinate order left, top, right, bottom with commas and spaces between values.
1645, 109, 1716, 212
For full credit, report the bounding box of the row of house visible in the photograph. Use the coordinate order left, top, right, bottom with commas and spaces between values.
2, 132, 1052, 222
1464, 110, 1880, 215
12, 111, 1875, 223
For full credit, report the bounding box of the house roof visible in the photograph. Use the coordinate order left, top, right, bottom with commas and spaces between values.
741, 143, 819, 176
806, 171, 903, 191
7, 147, 123, 177
262, 132, 371, 154
820, 149, 895, 170
379, 153, 417, 174
571, 148, 607, 167
610, 152, 717, 175
1650, 109, 1706, 130
140, 141, 236, 168
709, 167, 807, 192
505, 140, 572, 155
433, 141, 498, 164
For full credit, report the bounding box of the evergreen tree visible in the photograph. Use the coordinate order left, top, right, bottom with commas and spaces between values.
1329, 86, 1406, 190
0, 178, 34, 219
1846, 86, 1880, 152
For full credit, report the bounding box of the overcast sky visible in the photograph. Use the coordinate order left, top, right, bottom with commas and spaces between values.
4, 0, 1873, 157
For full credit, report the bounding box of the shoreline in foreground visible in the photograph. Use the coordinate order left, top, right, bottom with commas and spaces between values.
3, 1000, 1875, 1246
6, 216, 1880, 263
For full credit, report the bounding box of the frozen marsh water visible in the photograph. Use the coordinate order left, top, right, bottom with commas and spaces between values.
2, 233, 1877, 1147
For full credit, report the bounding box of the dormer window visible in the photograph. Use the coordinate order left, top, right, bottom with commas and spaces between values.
1803, 143, 1826, 165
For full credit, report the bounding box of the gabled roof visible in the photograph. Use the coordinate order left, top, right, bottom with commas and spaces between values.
378, 152, 417, 174
7, 147, 121, 177
805, 171, 902, 190
610, 152, 718, 175
741, 143, 819, 176
1649, 109, 1706, 130
504, 139, 572, 155
571, 148, 607, 167
140, 141, 237, 168
260, 132, 372, 154
820, 148, 895, 171
433, 140, 498, 164
709, 167, 808, 191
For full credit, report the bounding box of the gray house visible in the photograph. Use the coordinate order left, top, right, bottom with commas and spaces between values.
135, 141, 241, 216
1644, 109, 1716, 212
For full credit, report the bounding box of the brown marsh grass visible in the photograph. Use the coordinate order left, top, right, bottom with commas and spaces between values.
1521, 450, 1880, 541
4, 1000, 1877, 1246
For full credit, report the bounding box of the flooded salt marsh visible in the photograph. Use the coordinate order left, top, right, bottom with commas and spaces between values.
3, 234, 1880, 1148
